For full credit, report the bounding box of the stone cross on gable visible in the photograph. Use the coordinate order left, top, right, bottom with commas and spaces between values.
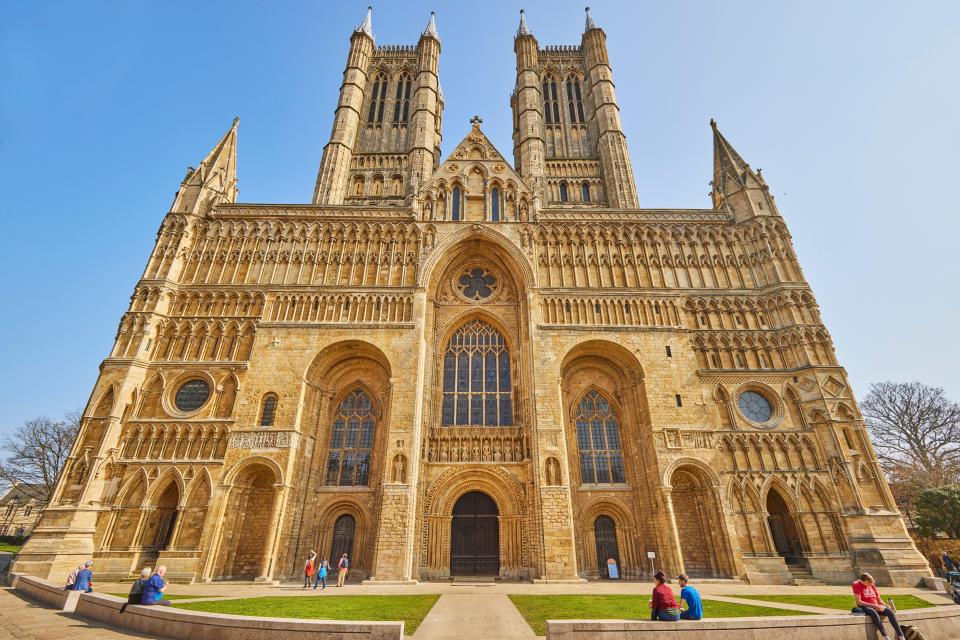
470, 115, 483, 126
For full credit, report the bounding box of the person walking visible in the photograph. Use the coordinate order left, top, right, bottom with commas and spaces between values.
852, 572, 904, 640
140, 565, 172, 606
73, 561, 94, 593
120, 568, 152, 613
314, 558, 329, 591
649, 570, 680, 621
336, 553, 350, 587
303, 551, 317, 588
676, 574, 703, 620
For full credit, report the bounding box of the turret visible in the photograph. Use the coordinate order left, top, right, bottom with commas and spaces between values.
171, 117, 239, 215
513, 10, 546, 190
312, 7, 376, 204
408, 12, 442, 194
580, 7, 639, 208
710, 119, 780, 222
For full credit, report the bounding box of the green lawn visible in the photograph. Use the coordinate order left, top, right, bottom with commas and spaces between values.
0, 544, 21, 553
108, 593, 220, 601
733, 594, 937, 611
507, 595, 814, 636
175, 594, 441, 635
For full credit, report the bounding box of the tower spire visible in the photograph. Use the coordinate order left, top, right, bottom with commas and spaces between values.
710, 119, 777, 220
517, 9, 532, 37
422, 10, 439, 41
584, 6, 597, 32
355, 6, 373, 40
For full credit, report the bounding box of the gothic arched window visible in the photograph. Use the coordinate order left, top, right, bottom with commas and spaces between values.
542, 76, 560, 124
581, 182, 591, 203
566, 77, 585, 123
367, 73, 388, 124
324, 388, 376, 487
392, 73, 411, 123
452, 186, 462, 221
559, 182, 569, 202
441, 319, 513, 427
491, 187, 501, 221
259, 393, 278, 427
574, 390, 626, 484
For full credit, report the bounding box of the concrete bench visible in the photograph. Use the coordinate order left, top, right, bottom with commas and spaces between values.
547, 605, 960, 640
13, 573, 403, 639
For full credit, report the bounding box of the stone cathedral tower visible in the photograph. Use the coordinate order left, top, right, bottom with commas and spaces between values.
16, 7, 929, 588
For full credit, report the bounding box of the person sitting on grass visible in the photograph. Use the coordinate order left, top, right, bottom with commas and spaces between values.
120, 568, 152, 613
677, 574, 703, 621
649, 570, 680, 621
852, 572, 904, 640
140, 565, 172, 606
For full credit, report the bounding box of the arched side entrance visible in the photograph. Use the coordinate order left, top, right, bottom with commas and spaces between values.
144, 482, 179, 551
669, 465, 733, 578
330, 514, 356, 566
766, 488, 807, 566
450, 491, 499, 576
593, 515, 620, 579
216, 463, 279, 579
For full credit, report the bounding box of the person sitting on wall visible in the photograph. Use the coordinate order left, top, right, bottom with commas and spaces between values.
64, 564, 83, 590
73, 560, 94, 593
852, 572, 905, 640
677, 574, 703, 621
649, 570, 680, 621
120, 568, 152, 613
140, 565, 172, 606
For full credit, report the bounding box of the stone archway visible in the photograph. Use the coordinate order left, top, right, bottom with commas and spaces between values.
669, 465, 732, 578
420, 466, 526, 580
766, 487, 807, 566
215, 462, 279, 580
450, 491, 500, 576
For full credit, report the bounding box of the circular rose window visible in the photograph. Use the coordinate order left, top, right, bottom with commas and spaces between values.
738, 390, 773, 423
458, 268, 497, 300
175, 379, 210, 412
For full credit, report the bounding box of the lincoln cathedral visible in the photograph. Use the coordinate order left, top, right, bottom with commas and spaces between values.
16, 8, 929, 586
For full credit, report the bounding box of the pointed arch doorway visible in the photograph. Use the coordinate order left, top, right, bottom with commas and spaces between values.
450, 491, 499, 576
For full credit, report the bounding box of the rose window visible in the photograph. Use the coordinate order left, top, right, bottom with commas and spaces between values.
458, 268, 497, 300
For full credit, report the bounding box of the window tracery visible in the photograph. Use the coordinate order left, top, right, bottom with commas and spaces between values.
324, 388, 376, 486
441, 319, 513, 427
574, 390, 626, 484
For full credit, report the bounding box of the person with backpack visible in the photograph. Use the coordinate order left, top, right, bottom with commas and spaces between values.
313, 558, 329, 591
649, 570, 680, 621
336, 553, 349, 587
303, 551, 317, 588
853, 573, 905, 640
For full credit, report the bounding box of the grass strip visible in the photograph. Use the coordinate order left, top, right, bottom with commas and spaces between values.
731, 594, 937, 611
175, 594, 441, 635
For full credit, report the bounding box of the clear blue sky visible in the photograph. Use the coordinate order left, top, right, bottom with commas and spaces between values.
2, 0, 959, 436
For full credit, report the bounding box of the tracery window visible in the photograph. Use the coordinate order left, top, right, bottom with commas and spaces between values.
392, 73, 411, 123
441, 319, 512, 427
566, 77, 585, 123
324, 388, 376, 487
574, 390, 626, 484
367, 73, 388, 124
559, 182, 569, 202
491, 187, 501, 221
542, 76, 560, 124
581, 181, 591, 203
451, 186, 462, 221
259, 393, 277, 427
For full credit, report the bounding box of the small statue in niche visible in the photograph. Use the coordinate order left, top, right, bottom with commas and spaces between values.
545, 457, 561, 486
392, 454, 407, 483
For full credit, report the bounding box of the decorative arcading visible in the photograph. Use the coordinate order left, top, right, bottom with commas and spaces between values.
119, 422, 231, 461
266, 292, 414, 324
691, 327, 837, 371
423, 426, 529, 463
540, 295, 682, 327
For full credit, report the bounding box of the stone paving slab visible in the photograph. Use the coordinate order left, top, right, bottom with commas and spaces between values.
0, 589, 154, 639
413, 593, 536, 639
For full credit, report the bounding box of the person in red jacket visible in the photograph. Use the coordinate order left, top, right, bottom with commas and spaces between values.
852, 573, 905, 640
649, 570, 680, 621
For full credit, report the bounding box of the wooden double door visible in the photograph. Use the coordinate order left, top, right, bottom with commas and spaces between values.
450, 491, 500, 576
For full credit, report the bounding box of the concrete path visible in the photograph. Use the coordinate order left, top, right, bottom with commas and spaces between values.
413, 593, 536, 639
0, 588, 153, 639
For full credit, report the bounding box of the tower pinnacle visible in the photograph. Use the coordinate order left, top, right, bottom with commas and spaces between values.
710, 119, 778, 219
355, 6, 373, 39
517, 9, 532, 37
422, 11, 439, 41
584, 6, 597, 32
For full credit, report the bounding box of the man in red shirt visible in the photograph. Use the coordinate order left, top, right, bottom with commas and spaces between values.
649, 570, 680, 621
852, 572, 905, 640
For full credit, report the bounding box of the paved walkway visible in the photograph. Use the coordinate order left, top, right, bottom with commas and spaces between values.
0, 589, 153, 639
413, 593, 536, 639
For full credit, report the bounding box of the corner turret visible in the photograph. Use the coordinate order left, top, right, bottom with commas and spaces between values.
710, 119, 779, 221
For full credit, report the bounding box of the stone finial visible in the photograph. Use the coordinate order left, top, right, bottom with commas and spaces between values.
422, 11, 439, 41
470, 115, 483, 127
584, 6, 597, 32
355, 6, 373, 39
517, 9, 532, 37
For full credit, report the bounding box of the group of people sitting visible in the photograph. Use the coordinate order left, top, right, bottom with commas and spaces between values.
649, 571, 702, 621
65, 561, 171, 608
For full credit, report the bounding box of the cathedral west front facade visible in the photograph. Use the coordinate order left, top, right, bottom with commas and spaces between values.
16, 8, 930, 586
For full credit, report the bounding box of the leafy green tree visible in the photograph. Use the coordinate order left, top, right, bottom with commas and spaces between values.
914, 485, 960, 539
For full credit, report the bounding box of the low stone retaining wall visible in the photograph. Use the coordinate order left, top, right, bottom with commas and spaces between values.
12, 574, 403, 639
547, 606, 960, 640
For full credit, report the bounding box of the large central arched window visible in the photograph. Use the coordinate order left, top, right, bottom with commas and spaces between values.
324, 388, 376, 486
441, 319, 512, 427
574, 390, 626, 484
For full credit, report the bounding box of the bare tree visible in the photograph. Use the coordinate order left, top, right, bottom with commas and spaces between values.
0, 412, 80, 503
861, 381, 960, 485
